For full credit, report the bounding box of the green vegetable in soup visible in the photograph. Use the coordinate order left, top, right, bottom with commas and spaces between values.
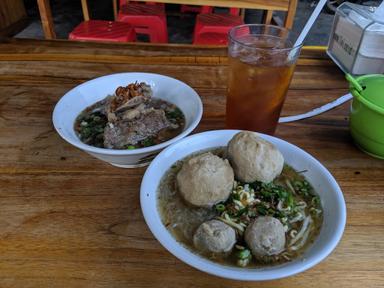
166, 107, 184, 121
75, 111, 108, 148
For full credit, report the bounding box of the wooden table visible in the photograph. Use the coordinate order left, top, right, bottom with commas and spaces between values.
0, 39, 383, 287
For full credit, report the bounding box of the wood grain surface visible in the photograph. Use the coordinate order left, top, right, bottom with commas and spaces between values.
130, 0, 291, 10
0, 39, 383, 288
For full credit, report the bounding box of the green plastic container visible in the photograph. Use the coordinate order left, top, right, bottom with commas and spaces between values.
349, 74, 384, 159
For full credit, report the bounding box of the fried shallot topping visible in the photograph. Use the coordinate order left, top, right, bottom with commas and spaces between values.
110, 82, 145, 112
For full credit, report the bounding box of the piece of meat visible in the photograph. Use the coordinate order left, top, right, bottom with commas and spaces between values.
105, 82, 152, 122
121, 103, 146, 121
103, 108, 171, 149
115, 96, 149, 112
106, 95, 150, 123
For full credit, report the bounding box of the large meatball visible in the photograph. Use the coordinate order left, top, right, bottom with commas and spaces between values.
227, 131, 284, 183
245, 216, 286, 257
193, 220, 236, 253
176, 152, 234, 207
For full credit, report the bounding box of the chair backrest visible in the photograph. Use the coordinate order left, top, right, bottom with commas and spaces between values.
200, 6, 240, 15
200, 6, 212, 13
247, 0, 299, 28
229, 8, 240, 16
81, 0, 119, 21
80, 0, 91, 21
119, 1, 159, 8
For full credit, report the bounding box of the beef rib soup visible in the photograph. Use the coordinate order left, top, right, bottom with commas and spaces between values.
74, 82, 185, 149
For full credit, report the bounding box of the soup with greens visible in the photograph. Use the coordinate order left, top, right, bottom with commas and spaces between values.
74, 82, 185, 149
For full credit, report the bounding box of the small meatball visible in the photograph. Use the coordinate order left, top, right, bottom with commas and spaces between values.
245, 216, 286, 257
193, 220, 236, 253
176, 152, 234, 208
227, 131, 284, 183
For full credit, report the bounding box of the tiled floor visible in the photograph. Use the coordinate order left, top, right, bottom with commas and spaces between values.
15, 0, 381, 45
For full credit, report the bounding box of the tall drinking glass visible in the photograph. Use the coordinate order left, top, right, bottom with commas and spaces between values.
226, 24, 302, 134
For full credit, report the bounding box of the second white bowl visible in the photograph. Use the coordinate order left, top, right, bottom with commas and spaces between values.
52, 72, 203, 168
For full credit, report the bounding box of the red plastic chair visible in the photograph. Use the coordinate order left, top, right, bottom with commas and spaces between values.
193, 8, 244, 45
117, 1, 168, 43
69, 0, 136, 43
180, 5, 212, 13
69, 20, 136, 42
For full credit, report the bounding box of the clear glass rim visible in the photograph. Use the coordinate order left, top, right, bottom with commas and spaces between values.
228, 24, 303, 52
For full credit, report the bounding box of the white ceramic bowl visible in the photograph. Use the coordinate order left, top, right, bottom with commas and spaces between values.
140, 130, 346, 281
52, 73, 203, 168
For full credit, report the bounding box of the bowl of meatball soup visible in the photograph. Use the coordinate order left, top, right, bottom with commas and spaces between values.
140, 130, 346, 281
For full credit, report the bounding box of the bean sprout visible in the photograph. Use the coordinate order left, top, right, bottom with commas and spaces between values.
290, 225, 312, 251
277, 200, 291, 213
296, 200, 307, 208
290, 216, 312, 246
218, 216, 244, 233
290, 229, 298, 238
281, 252, 291, 261
289, 212, 305, 223
233, 199, 245, 209
285, 179, 296, 194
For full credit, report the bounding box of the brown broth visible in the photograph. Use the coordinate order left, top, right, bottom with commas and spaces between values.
157, 148, 323, 268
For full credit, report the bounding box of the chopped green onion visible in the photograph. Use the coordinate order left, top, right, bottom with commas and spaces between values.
256, 204, 267, 215
286, 193, 294, 208
141, 137, 155, 147
215, 204, 225, 212
311, 196, 320, 206
268, 208, 276, 215
166, 108, 183, 120
127, 145, 136, 150
236, 207, 248, 216
236, 249, 251, 260
294, 180, 303, 188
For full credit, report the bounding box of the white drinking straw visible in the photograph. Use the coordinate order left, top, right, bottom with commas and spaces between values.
294, 0, 328, 47
280, 0, 342, 123
279, 93, 353, 123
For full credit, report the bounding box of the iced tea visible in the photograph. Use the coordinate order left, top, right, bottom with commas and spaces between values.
226, 25, 301, 134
